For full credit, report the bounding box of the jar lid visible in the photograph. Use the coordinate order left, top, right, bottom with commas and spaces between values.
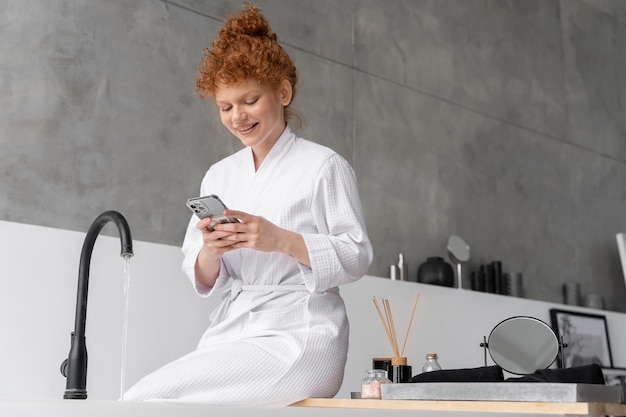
365, 369, 388, 378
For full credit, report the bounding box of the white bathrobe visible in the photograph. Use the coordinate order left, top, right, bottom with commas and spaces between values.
124, 126, 373, 406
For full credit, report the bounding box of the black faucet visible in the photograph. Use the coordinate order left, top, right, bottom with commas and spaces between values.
60, 210, 133, 399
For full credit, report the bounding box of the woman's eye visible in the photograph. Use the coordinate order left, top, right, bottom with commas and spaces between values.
245, 98, 259, 105
220, 106, 232, 112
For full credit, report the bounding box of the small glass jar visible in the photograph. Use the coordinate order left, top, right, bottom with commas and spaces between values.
361, 369, 391, 399
421, 353, 442, 373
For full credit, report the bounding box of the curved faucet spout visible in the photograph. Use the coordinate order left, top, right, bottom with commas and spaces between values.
61, 210, 134, 400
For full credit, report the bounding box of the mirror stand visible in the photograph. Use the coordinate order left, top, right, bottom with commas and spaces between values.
480, 336, 488, 367
557, 336, 568, 369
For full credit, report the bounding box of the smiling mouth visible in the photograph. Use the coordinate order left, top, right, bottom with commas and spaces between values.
236, 123, 259, 133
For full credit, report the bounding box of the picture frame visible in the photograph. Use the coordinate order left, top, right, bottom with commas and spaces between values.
549, 309, 613, 368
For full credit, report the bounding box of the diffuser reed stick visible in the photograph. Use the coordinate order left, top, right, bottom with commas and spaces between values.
372, 297, 396, 356
384, 298, 399, 357
373, 295, 420, 360
401, 294, 419, 357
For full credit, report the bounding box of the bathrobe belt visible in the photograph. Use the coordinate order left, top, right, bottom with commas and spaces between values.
211, 279, 338, 322
227, 279, 341, 301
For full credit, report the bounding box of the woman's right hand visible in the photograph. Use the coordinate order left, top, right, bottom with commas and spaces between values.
194, 217, 238, 288
196, 217, 239, 257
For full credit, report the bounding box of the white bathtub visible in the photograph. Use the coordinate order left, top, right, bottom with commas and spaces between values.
2, 220, 625, 417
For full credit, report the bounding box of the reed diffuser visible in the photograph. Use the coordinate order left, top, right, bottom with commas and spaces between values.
372, 295, 419, 382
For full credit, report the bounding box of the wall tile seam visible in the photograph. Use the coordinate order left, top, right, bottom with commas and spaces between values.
287, 46, 626, 168
157, 0, 359, 166
283, 44, 601, 164
159, 0, 359, 71
159, 0, 222, 22
564, 145, 626, 165
348, 66, 586, 156
158, 0, 626, 168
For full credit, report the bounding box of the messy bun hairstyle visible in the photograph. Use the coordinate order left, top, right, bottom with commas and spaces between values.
196, 4, 301, 124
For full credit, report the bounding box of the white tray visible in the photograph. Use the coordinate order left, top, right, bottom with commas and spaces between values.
381, 382, 622, 403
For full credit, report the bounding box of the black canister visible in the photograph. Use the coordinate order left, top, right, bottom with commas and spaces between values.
390, 364, 413, 383
372, 357, 412, 383
492, 261, 503, 294
471, 271, 485, 292
484, 264, 495, 293
417, 257, 454, 287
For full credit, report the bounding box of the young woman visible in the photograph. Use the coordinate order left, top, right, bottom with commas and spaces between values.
125, 4, 372, 406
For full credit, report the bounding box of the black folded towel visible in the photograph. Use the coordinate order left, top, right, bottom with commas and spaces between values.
406, 363, 605, 385
407, 365, 504, 383
505, 363, 605, 384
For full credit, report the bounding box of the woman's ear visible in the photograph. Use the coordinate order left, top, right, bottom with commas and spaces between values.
280, 79, 293, 106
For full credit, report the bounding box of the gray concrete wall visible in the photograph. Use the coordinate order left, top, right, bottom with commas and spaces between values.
1, 0, 625, 311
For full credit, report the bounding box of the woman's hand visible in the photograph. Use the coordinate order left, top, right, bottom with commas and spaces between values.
196, 216, 239, 257
214, 209, 311, 267
194, 216, 239, 288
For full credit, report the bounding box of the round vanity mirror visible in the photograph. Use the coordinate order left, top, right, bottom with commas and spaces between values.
447, 235, 470, 263
487, 316, 559, 375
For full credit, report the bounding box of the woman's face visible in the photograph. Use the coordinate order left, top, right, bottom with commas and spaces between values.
215, 78, 292, 160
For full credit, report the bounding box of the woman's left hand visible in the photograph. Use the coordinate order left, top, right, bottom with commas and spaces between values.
214, 209, 286, 252
214, 209, 310, 266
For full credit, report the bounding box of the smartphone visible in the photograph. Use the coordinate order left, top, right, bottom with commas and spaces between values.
186, 194, 240, 231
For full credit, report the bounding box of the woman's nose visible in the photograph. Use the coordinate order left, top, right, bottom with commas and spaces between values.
232, 106, 247, 121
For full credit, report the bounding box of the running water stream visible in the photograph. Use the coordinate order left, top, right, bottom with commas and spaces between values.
119, 255, 132, 400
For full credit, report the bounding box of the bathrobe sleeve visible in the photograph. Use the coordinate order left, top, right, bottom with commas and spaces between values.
299, 153, 373, 292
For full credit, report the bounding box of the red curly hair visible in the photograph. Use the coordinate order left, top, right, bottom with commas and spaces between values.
196, 3, 298, 103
